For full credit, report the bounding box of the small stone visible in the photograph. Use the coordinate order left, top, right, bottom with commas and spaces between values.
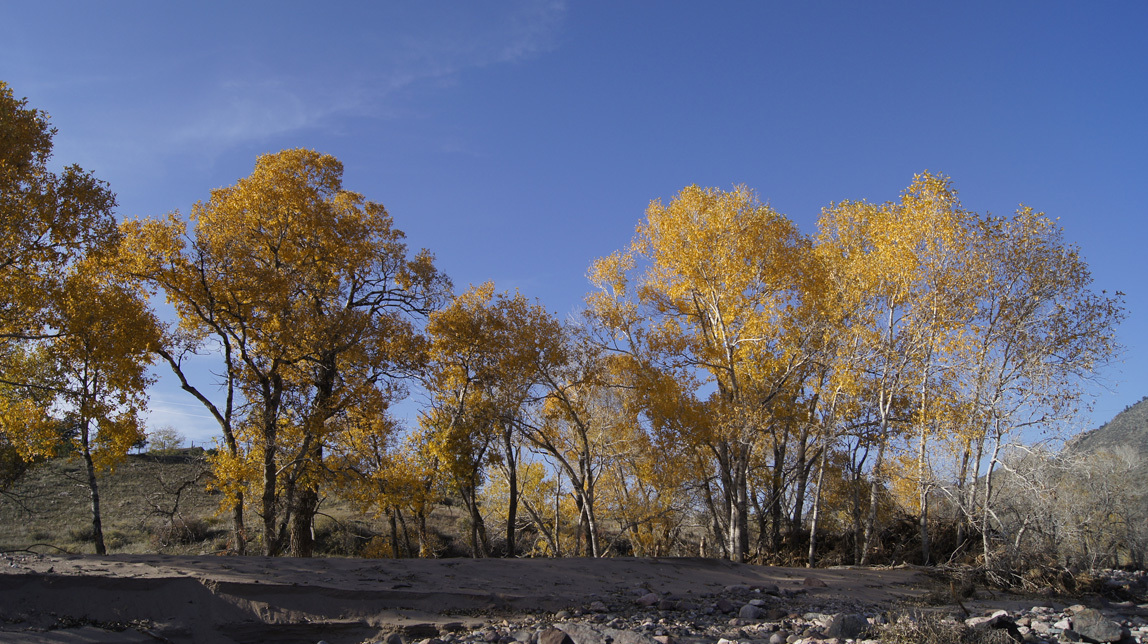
763, 608, 788, 621
802, 577, 827, 588
749, 599, 767, 607
637, 593, 660, 607
589, 601, 609, 613
653, 637, 675, 644
386, 634, 407, 644
739, 605, 766, 620
824, 614, 869, 640
715, 598, 738, 614
656, 599, 678, 611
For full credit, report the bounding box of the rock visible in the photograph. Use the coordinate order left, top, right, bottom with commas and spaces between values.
588, 601, 609, 613
1071, 608, 1125, 643
636, 593, 660, 607
538, 628, 575, 644
715, 598, 737, 614
656, 599, 678, 611
823, 613, 869, 640
385, 634, 407, 644
769, 633, 787, 644
653, 637, 675, 644
802, 577, 827, 588
739, 604, 766, 620
763, 608, 788, 621
441, 623, 468, 634
748, 599, 767, 607
1060, 630, 1083, 642
725, 584, 750, 592
558, 622, 658, 644
967, 611, 1010, 630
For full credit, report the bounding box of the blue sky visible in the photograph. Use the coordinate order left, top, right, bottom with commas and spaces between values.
2, 2, 1145, 445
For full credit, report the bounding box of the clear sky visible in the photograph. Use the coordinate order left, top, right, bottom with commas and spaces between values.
2, 2, 1145, 445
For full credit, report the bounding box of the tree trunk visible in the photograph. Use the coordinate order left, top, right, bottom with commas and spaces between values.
260, 375, 284, 556
918, 429, 931, 565
289, 487, 319, 557
807, 438, 829, 567
503, 428, 518, 557
860, 434, 887, 565
955, 442, 970, 548
389, 509, 400, 557
791, 424, 812, 533
727, 445, 750, 563
80, 422, 107, 556
460, 479, 488, 557
981, 430, 1002, 569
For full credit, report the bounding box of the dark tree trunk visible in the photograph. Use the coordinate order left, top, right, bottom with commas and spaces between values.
504, 428, 518, 557
81, 422, 106, 556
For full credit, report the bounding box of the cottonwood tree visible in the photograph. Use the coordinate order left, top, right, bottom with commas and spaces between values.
813, 174, 978, 564
588, 185, 815, 562
0, 83, 160, 553
120, 149, 447, 556
422, 283, 567, 557
518, 336, 624, 558
39, 261, 159, 554
951, 207, 1123, 567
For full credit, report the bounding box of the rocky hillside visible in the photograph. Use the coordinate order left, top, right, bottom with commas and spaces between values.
1065, 396, 1148, 479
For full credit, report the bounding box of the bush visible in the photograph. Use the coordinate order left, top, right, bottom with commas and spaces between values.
68, 524, 96, 543
313, 516, 376, 556
150, 517, 214, 547
879, 612, 1015, 644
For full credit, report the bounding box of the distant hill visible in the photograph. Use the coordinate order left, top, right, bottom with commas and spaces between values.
1065, 396, 1148, 476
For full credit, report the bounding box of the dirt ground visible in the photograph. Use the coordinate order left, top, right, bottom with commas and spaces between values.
0, 553, 1040, 644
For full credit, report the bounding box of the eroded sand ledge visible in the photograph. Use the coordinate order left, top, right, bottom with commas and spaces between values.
0, 554, 934, 644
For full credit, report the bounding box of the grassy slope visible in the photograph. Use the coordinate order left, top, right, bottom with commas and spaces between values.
0, 450, 469, 557
0, 451, 226, 554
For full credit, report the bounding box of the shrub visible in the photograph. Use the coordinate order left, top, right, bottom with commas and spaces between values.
150, 517, 213, 547
879, 612, 1014, 644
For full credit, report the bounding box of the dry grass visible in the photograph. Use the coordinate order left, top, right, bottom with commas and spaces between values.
878, 611, 1016, 644
0, 452, 464, 557
0, 451, 225, 554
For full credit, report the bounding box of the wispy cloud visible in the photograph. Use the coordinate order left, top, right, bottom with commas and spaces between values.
9, 1, 567, 196
162, 1, 567, 154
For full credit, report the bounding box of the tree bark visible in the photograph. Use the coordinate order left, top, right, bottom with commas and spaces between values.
859, 434, 887, 565
503, 426, 518, 557
80, 421, 106, 556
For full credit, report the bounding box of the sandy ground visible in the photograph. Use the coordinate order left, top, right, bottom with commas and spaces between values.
0, 553, 949, 644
